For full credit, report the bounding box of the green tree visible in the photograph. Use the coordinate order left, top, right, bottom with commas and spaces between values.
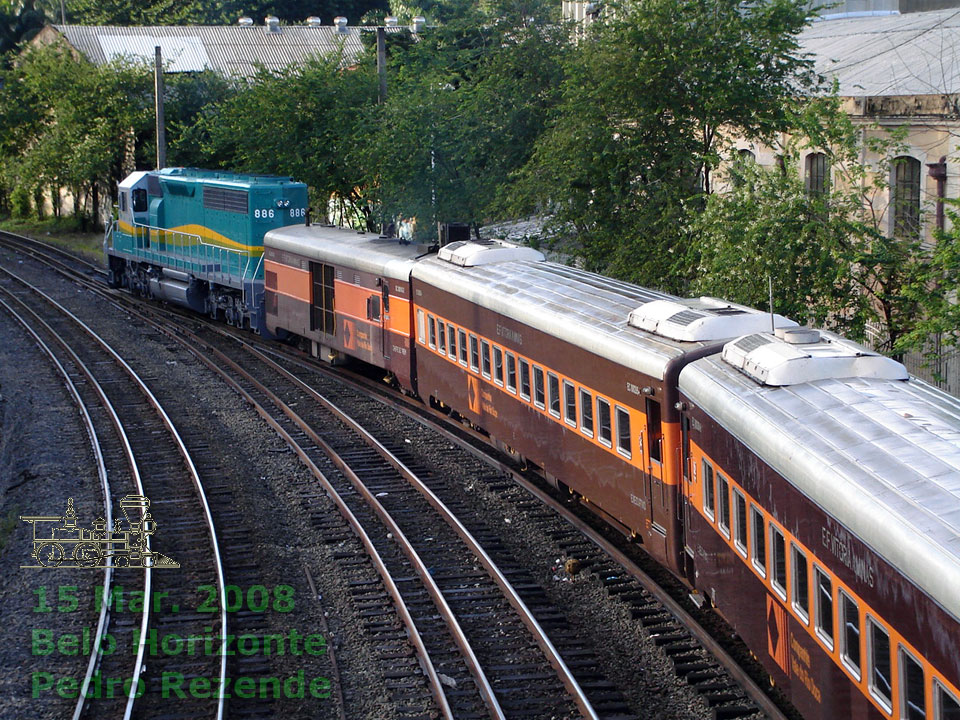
0, 44, 154, 226
183, 52, 378, 226
691, 97, 960, 355
363, 0, 570, 238
509, 0, 819, 291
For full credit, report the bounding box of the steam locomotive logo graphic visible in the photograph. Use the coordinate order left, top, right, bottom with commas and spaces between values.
20, 495, 179, 569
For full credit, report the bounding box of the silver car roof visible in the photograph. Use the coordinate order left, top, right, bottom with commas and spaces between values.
412, 256, 715, 379
680, 354, 960, 621
264, 225, 430, 282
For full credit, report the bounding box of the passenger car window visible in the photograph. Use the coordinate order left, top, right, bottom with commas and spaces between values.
519, 359, 531, 399
839, 591, 861, 677
900, 647, 926, 720
580, 389, 594, 436
935, 680, 960, 720
792, 544, 809, 622
702, 460, 715, 519
481, 341, 491, 377
437, 321, 446, 355
615, 406, 631, 457
751, 506, 766, 576
814, 566, 834, 648
733, 489, 747, 556
597, 397, 612, 446
770, 526, 787, 598
548, 373, 561, 417
533, 367, 545, 408
563, 381, 576, 427
470, 335, 479, 371
506, 353, 517, 392
869, 618, 893, 710
717, 474, 730, 537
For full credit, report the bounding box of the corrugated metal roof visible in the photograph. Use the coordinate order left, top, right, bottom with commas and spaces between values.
51, 24, 367, 77
800, 9, 960, 96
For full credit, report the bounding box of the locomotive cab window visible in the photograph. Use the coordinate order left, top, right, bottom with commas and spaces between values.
900, 647, 926, 720
814, 566, 834, 649
839, 591, 860, 679
702, 460, 715, 520
935, 680, 960, 720
564, 381, 577, 427
717, 474, 731, 538
792, 544, 810, 623
770, 525, 787, 599
616, 406, 631, 458
597, 397, 612, 447
132, 188, 148, 212
868, 617, 893, 711
458, 330, 468, 365
470, 335, 480, 371
733, 489, 747, 557
533, 367, 545, 408
494, 347, 504, 385
506, 353, 517, 393
750, 505, 766, 576
481, 341, 491, 377
438, 321, 446, 355
548, 373, 561, 418
120, 192, 127, 212
428, 315, 437, 348
645, 398, 662, 463
519, 359, 531, 400
580, 389, 594, 437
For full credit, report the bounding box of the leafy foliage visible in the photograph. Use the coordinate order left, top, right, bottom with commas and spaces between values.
691, 96, 960, 355
183, 53, 378, 226
509, 0, 819, 291
362, 0, 570, 237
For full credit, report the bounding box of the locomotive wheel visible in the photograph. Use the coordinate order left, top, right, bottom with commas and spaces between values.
36, 542, 65, 567
74, 542, 104, 568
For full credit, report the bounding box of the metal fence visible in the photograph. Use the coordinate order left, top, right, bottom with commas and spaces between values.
903, 339, 960, 399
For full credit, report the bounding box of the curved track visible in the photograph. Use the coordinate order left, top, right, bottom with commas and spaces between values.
0, 228, 792, 720
0, 257, 228, 720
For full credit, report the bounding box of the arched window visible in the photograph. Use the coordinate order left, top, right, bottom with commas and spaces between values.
805, 152, 829, 195
731, 149, 756, 188
892, 156, 921, 238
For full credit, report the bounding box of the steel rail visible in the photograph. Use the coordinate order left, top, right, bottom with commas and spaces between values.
144, 320, 458, 720
2, 230, 785, 719
0, 231, 105, 275
0, 292, 120, 720
245, 345, 602, 720
298, 355, 793, 720
0, 264, 228, 720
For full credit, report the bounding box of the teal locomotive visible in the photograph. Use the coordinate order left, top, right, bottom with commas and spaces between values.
105, 168, 308, 335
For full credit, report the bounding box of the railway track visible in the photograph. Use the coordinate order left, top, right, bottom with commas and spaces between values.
0, 228, 790, 719
0, 260, 228, 719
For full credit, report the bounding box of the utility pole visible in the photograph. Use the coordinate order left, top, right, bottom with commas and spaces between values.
60, 0, 66, 24
154, 46, 166, 169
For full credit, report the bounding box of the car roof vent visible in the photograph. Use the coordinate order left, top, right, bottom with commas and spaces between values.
722, 328, 909, 386
437, 240, 544, 267
628, 296, 796, 342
